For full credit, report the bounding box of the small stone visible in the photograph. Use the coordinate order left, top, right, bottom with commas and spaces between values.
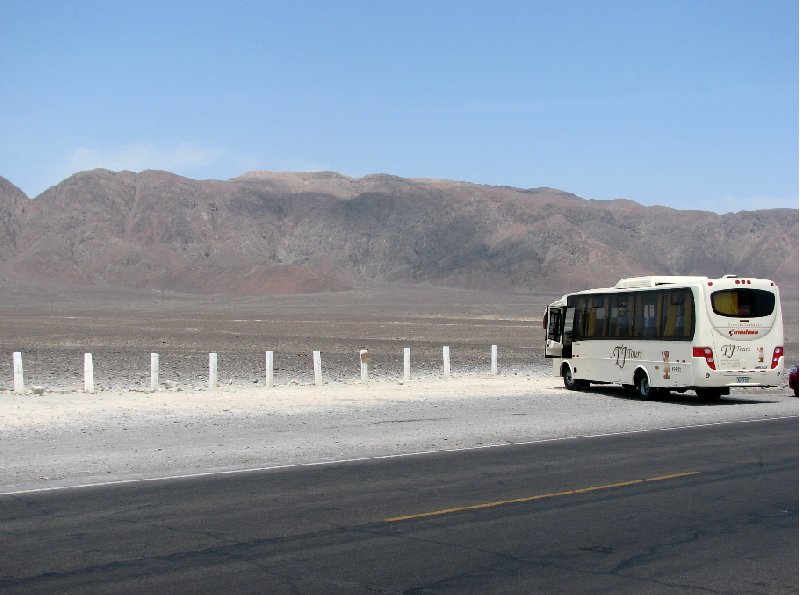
32, 386, 45, 395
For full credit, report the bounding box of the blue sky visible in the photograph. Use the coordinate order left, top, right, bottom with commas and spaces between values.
2, 0, 797, 212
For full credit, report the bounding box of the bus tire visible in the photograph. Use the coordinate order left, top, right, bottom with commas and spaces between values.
635, 371, 655, 400
563, 364, 587, 391
696, 388, 723, 402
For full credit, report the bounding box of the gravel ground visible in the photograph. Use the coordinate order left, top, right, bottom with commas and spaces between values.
1, 284, 797, 494
1, 375, 796, 494
0, 284, 556, 391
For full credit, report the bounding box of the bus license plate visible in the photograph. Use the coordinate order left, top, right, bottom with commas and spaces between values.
737, 376, 750, 383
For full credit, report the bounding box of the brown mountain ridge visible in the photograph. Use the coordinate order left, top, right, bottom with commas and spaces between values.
0, 169, 797, 295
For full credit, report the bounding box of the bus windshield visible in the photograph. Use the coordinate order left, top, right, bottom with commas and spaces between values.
711, 288, 775, 318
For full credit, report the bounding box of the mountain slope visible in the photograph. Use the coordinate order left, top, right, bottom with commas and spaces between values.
0, 177, 28, 260
1, 169, 797, 294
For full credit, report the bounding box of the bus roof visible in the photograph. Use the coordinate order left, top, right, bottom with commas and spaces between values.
548, 275, 779, 307
549, 276, 779, 303
613, 275, 778, 290
614, 276, 712, 289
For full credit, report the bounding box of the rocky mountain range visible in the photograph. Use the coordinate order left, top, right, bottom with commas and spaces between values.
0, 169, 797, 295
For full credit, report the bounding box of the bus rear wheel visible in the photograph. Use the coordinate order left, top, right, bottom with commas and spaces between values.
635, 372, 655, 400
696, 388, 723, 402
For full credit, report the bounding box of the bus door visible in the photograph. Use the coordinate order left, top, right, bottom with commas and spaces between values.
545, 306, 574, 358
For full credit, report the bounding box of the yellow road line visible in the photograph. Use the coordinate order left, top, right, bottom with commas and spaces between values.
385, 471, 699, 523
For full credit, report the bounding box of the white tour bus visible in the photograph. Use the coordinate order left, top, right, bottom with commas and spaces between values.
544, 275, 784, 400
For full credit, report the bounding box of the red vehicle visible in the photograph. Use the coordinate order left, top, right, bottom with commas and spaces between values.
789, 364, 798, 397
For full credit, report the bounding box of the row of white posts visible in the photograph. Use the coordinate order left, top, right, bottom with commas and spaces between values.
10, 345, 500, 394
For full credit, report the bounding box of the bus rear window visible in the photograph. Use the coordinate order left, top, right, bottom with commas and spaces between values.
711, 289, 775, 318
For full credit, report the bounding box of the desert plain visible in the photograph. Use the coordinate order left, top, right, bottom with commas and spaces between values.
0, 283, 564, 390
1, 282, 797, 493
1, 282, 796, 390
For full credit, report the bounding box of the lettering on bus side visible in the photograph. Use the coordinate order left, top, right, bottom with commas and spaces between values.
612, 345, 643, 368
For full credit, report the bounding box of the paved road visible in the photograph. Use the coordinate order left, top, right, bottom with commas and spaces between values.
1, 417, 796, 593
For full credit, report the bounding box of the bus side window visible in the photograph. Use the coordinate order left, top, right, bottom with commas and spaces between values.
598, 295, 609, 337
663, 290, 691, 338
683, 292, 694, 337
587, 295, 607, 338
633, 294, 644, 337
635, 293, 661, 338
663, 291, 680, 337
609, 295, 629, 338
572, 296, 587, 341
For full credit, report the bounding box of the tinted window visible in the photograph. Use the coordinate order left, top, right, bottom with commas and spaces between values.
567, 288, 695, 340
547, 309, 563, 342
634, 292, 660, 338
711, 289, 775, 318
571, 296, 588, 341
661, 290, 694, 338
587, 295, 607, 338
609, 295, 631, 337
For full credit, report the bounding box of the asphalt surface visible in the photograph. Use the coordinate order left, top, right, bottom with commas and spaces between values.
1, 416, 796, 594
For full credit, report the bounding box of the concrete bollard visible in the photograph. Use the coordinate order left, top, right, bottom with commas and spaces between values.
491, 344, 498, 375
443, 346, 451, 378
360, 349, 370, 383
84, 353, 95, 393
403, 347, 411, 382
266, 351, 274, 389
209, 352, 218, 389
150, 353, 159, 391
12, 352, 24, 394
313, 351, 322, 386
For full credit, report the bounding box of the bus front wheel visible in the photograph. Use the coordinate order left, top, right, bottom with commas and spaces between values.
563, 365, 587, 390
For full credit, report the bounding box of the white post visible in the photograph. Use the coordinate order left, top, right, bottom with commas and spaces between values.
12, 352, 24, 394
313, 351, 322, 386
209, 352, 218, 389
403, 347, 411, 382
150, 353, 159, 391
360, 350, 369, 383
491, 344, 498, 375
265, 351, 274, 389
84, 353, 95, 393
443, 346, 451, 378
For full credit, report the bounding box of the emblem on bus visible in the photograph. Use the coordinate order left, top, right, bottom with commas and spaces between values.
662, 351, 670, 380
612, 345, 642, 369
729, 329, 759, 336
